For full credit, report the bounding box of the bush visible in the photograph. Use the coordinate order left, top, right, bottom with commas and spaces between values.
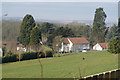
46, 50, 53, 57
21, 52, 38, 60
41, 45, 53, 57
6, 51, 13, 56
2, 54, 18, 63
108, 39, 120, 54
2, 50, 53, 63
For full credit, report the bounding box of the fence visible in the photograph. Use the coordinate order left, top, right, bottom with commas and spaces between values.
80, 69, 120, 80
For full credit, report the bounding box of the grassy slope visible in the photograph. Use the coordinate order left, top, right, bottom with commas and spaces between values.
2, 51, 118, 78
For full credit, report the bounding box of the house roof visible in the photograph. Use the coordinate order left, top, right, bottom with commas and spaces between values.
98, 43, 109, 49
17, 43, 24, 47
63, 37, 89, 44
63, 38, 70, 44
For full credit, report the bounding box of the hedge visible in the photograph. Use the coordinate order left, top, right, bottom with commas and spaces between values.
2, 51, 53, 63
21, 52, 38, 60
2, 54, 18, 63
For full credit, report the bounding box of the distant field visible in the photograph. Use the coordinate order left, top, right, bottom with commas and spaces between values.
2, 51, 118, 78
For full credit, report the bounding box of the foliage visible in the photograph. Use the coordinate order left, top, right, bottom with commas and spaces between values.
52, 36, 63, 53
30, 25, 42, 51
2, 54, 18, 63
54, 26, 74, 37
2, 20, 21, 41
41, 45, 53, 57
106, 24, 118, 42
40, 22, 56, 46
40, 22, 55, 34
91, 8, 107, 44
65, 22, 91, 39
2, 47, 7, 56
117, 18, 120, 39
108, 39, 120, 54
6, 51, 13, 56
2, 50, 53, 63
21, 52, 38, 60
19, 14, 36, 46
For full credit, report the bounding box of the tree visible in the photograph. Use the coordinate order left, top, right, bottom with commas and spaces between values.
117, 18, 120, 39
40, 22, 55, 46
40, 22, 55, 34
106, 24, 118, 42
30, 25, 42, 51
108, 38, 120, 54
19, 14, 36, 46
108, 18, 120, 54
52, 36, 63, 53
53, 26, 74, 37
91, 8, 107, 44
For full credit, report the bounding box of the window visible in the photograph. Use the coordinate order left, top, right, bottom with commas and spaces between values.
104, 44, 107, 47
80, 41, 83, 43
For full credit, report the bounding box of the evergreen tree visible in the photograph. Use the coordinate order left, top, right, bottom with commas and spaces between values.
30, 25, 42, 51
106, 24, 118, 42
117, 18, 120, 39
19, 14, 36, 46
91, 8, 107, 44
108, 18, 120, 54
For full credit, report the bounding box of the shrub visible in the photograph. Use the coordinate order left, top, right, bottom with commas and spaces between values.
108, 39, 120, 54
7, 51, 13, 55
41, 45, 53, 57
21, 52, 38, 60
2, 54, 18, 63
46, 50, 53, 57
2, 50, 53, 63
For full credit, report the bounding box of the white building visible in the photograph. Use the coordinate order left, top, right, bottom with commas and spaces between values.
0, 48, 2, 57
17, 44, 26, 52
93, 43, 108, 51
60, 37, 90, 52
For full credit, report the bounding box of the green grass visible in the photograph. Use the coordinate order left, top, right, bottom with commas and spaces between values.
2, 51, 118, 78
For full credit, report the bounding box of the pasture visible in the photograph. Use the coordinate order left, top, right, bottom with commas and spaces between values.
2, 51, 118, 78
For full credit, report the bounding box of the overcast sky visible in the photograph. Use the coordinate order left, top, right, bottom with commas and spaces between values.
2, 2, 118, 24
1, 0, 119, 2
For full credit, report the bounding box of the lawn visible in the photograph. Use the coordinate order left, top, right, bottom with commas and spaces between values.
2, 51, 118, 78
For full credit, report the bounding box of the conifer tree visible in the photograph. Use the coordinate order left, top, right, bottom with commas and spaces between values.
30, 25, 41, 51
91, 8, 107, 44
19, 14, 36, 46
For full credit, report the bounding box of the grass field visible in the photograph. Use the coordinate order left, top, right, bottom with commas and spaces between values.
2, 51, 118, 78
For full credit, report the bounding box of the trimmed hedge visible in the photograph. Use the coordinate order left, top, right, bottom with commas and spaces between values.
2, 54, 18, 63
21, 52, 38, 60
46, 50, 53, 57
2, 51, 53, 63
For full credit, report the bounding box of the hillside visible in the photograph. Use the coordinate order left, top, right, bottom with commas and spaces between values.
2, 51, 118, 78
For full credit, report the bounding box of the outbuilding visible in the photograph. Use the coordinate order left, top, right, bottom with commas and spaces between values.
93, 43, 108, 51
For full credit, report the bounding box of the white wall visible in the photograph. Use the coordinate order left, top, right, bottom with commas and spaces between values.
0, 48, 2, 57
68, 38, 73, 51
93, 43, 103, 51
60, 39, 90, 52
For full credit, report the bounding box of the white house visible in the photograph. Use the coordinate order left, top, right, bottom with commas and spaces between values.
17, 44, 26, 52
93, 43, 109, 51
60, 37, 90, 52
0, 48, 2, 57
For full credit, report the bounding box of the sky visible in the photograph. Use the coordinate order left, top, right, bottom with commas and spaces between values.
1, 0, 119, 2
2, 2, 118, 24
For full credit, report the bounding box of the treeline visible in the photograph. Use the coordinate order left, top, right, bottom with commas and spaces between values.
2, 20, 21, 41
2, 7, 119, 50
